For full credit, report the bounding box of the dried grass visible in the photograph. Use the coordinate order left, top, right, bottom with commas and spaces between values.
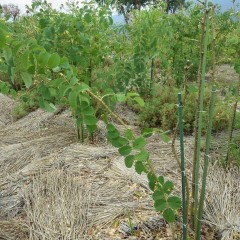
204, 165, 240, 239
22, 170, 93, 240
0, 219, 28, 240
0, 99, 240, 239
0, 93, 18, 126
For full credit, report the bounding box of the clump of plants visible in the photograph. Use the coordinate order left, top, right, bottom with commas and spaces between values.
11, 90, 39, 120
229, 134, 240, 167
138, 85, 230, 134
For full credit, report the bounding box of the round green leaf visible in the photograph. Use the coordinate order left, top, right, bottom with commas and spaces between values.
87, 124, 97, 133
135, 150, 149, 161
107, 130, 120, 139
124, 155, 135, 168
153, 190, 164, 201
107, 123, 116, 132
48, 53, 61, 69
167, 196, 182, 210
118, 137, 129, 147
110, 137, 124, 148
135, 161, 146, 174
82, 106, 95, 115
163, 208, 176, 223
162, 181, 174, 193
84, 115, 98, 125
154, 199, 167, 212
38, 52, 50, 66
133, 137, 146, 149
109, 136, 128, 148
118, 145, 132, 156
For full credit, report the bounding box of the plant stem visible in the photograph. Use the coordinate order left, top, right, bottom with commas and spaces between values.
86, 90, 129, 129
191, 0, 208, 225
210, 4, 217, 85
177, 93, 187, 240
195, 85, 217, 240
86, 89, 159, 175
170, 222, 175, 240
172, 62, 192, 221
193, 6, 210, 230
150, 58, 154, 94
76, 118, 80, 141
80, 123, 84, 143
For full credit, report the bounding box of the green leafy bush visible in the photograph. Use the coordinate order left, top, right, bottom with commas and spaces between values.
138, 85, 230, 133
229, 134, 240, 167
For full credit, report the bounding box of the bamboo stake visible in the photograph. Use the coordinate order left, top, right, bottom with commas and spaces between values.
172, 62, 192, 220
193, 6, 210, 230
195, 85, 217, 240
210, 4, 217, 85
177, 93, 187, 240
191, 0, 208, 225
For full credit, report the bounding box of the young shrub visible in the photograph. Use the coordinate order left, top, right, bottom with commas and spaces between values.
212, 103, 230, 132
161, 103, 178, 131
138, 85, 178, 130
229, 135, 240, 167
138, 85, 230, 134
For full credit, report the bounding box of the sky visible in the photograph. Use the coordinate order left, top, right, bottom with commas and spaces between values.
0, 0, 70, 13
0, 0, 239, 14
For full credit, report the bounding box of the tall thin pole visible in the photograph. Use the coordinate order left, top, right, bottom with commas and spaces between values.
191, 0, 208, 224
193, 7, 210, 229
195, 85, 217, 240
178, 93, 187, 240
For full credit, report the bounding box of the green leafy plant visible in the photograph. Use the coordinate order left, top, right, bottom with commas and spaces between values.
229, 135, 240, 167
1, 1, 239, 238
138, 85, 230, 134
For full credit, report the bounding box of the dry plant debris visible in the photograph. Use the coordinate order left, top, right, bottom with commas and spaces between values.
0, 94, 239, 239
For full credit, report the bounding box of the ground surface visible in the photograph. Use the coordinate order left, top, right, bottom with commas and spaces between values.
0, 65, 239, 240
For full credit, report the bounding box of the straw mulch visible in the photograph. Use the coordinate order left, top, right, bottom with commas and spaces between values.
0, 93, 18, 126
0, 95, 239, 239
204, 165, 240, 240
0, 100, 155, 239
